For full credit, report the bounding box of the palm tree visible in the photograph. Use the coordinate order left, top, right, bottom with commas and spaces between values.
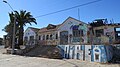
14, 10, 37, 48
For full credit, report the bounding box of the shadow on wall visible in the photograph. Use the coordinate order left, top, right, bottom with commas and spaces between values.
109, 45, 120, 63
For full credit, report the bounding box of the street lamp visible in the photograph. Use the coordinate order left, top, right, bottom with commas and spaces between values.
3, 0, 16, 54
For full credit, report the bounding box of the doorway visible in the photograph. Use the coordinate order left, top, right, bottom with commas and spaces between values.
60, 31, 68, 45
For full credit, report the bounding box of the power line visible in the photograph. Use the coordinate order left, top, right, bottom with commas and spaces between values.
35, 0, 102, 18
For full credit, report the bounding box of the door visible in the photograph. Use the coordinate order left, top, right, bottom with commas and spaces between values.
60, 31, 68, 45
93, 46, 101, 62
29, 36, 34, 45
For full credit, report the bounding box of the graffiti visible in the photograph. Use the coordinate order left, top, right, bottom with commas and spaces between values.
72, 37, 84, 42
104, 28, 115, 44
59, 45, 84, 60
70, 24, 87, 32
105, 32, 114, 44
57, 45, 113, 63
70, 24, 87, 43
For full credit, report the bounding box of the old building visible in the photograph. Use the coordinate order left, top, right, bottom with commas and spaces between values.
24, 27, 40, 45
24, 18, 120, 45
37, 24, 60, 45
89, 19, 120, 44
22, 18, 120, 63
37, 17, 88, 45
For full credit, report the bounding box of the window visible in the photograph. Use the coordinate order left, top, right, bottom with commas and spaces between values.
50, 34, 52, 40
28, 33, 30, 35
115, 27, 120, 40
30, 36, 34, 40
43, 35, 45, 40
39, 35, 41, 40
46, 35, 49, 40
116, 28, 120, 31
73, 29, 83, 37
56, 34, 58, 39
24, 37, 28, 41
95, 29, 104, 37
118, 33, 120, 36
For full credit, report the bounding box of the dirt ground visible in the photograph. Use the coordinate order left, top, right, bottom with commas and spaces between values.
0, 53, 119, 67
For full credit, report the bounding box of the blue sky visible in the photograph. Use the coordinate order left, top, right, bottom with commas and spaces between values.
0, 0, 120, 38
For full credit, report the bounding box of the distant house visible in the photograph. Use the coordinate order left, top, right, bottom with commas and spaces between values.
37, 17, 88, 45
24, 27, 40, 45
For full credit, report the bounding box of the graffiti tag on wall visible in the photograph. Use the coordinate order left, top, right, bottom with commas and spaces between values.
57, 45, 113, 63
70, 23, 87, 43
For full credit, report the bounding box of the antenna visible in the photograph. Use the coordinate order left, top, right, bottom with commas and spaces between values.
78, 8, 80, 20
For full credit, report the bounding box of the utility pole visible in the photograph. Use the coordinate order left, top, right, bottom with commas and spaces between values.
3, 0, 16, 54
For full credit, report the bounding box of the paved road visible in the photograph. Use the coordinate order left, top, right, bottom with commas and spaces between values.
0, 53, 119, 67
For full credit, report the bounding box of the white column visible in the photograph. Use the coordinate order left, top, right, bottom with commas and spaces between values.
58, 31, 60, 45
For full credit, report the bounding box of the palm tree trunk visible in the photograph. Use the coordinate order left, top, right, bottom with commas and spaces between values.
9, 33, 13, 48
9, 26, 13, 48
18, 25, 24, 49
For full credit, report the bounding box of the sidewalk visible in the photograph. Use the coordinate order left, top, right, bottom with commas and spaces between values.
0, 53, 119, 67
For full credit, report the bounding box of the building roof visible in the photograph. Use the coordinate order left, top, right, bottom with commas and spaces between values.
67, 17, 87, 24
38, 17, 87, 33
89, 19, 120, 27
28, 27, 40, 33
57, 17, 87, 30
38, 24, 61, 33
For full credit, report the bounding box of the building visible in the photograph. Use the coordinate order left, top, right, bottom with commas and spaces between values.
37, 17, 88, 45
22, 17, 120, 63
89, 19, 120, 44
24, 27, 40, 45
37, 24, 60, 45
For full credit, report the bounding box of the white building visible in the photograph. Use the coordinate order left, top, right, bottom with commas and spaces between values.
24, 27, 39, 45
38, 17, 88, 45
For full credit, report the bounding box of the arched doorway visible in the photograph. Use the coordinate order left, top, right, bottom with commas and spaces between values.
93, 46, 101, 62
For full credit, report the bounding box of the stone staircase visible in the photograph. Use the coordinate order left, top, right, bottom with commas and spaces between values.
23, 45, 62, 59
